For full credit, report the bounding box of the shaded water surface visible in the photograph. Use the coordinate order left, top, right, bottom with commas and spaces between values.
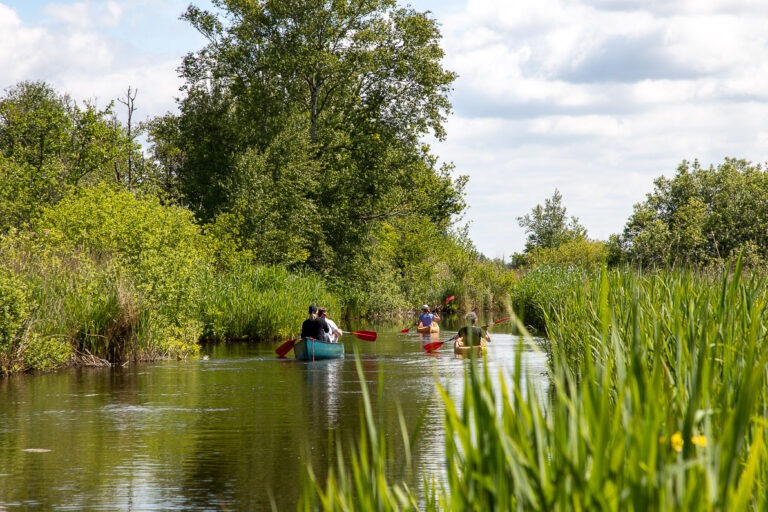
0, 321, 548, 510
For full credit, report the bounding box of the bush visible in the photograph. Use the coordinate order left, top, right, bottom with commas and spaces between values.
0, 269, 30, 373
23, 333, 72, 371
527, 239, 606, 270
0, 183, 214, 365
199, 262, 339, 342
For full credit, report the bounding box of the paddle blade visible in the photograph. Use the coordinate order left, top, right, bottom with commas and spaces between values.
442, 295, 455, 306
423, 341, 444, 353
275, 338, 297, 358
482, 317, 512, 329
344, 330, 377, 342
400, 327, 411, 333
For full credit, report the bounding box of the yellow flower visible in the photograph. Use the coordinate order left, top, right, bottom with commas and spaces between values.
659, 431, 708, 452
691, 435, 707, 447
670, 432, 684, 453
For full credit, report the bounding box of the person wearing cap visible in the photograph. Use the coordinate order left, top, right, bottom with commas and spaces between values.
417, 304, 440, 334
301, 304, 331, 341
455, 311, 490, 348
318, 307, 342, 343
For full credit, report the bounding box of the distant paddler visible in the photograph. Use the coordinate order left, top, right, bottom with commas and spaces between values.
453, 311, 491, 354
417, 304, 440, 334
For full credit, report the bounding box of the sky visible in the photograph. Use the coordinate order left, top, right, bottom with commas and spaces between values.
2, 0, 768, 259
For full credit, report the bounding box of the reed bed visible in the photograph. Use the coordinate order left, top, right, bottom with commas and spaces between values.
198, 262, 339, 343
303, 262, 768, 510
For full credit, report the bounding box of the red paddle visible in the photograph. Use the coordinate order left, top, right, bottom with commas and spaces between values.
342, 330, 377, 342
422, 316, 511, 353
424, 335, 457, 353
400, 296, 455, 333
275, 338, 298, 358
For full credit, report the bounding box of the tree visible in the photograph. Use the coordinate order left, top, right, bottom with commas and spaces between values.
157, 0, 465, 275
142, 113, 185, 202
0, 81, 136, 232
616, 158, 768, 266
517, 189, 587, 253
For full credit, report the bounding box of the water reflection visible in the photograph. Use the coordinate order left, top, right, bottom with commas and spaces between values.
0, 328, 549, 510
303, 358, 345, 428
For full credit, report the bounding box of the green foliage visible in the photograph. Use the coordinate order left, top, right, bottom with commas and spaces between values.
538, 264, 768, 508
303, 265, 768, 509
141, 113, 185, 202
517, 189, 587, 253
39, 183, 212, 322
0, 269, 30, 373
526, 238, 606, 270
440, 227, 515, 314
0, 81, 145, 233
1, 183, 213, 364
216, 132, 324, 268
22, 333, 73, 372
616, 158, 768, 267
510, 265, 587, 333
199, 263, 339, 342
157, 0, 467, 289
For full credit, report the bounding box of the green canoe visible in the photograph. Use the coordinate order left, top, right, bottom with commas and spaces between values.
294, 338, 345, 361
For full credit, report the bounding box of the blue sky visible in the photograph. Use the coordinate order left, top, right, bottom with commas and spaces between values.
3, 0, 768, 258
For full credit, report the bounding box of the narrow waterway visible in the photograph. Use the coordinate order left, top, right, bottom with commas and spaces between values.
0, 322, 548, 510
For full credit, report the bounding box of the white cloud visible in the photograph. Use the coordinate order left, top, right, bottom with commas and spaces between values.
0, 5, 47, 84
42, 1, 123, 28
0, 1, 201, 120
528, 115, 631, 137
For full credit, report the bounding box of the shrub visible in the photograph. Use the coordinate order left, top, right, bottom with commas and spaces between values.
527, 239, 606, 270
0, 269, 30, 373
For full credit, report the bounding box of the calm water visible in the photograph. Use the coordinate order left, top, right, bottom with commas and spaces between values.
0, 321, 548, 510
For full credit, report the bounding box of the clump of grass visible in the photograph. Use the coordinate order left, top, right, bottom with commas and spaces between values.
510, 264, 587, 333
198, 262, 339, 342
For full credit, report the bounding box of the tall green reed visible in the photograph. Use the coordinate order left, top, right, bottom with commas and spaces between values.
198, 262, 339, 343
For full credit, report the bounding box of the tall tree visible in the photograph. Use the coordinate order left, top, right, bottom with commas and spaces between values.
517, 189, 587, 253
165, 0, 465, 273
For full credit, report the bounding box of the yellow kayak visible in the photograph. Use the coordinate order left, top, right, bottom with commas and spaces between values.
453, 339, 487, 356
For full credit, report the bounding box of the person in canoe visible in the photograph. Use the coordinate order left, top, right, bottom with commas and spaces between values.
455, 311, 491, 349
318, 307, 342, 343
301, 304, 331, 342
417, 304, 441, 334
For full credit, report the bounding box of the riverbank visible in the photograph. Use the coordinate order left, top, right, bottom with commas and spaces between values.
0, 185, 514, 375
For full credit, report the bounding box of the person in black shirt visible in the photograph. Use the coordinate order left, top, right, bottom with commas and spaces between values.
456, 311, 491, 347
301, 304, 331, 341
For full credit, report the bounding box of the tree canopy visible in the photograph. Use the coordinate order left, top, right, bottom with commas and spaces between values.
615, 158, 768, 267
155, 0, 466, 284
517, 189, 587, 254
0, 81, 145, 233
